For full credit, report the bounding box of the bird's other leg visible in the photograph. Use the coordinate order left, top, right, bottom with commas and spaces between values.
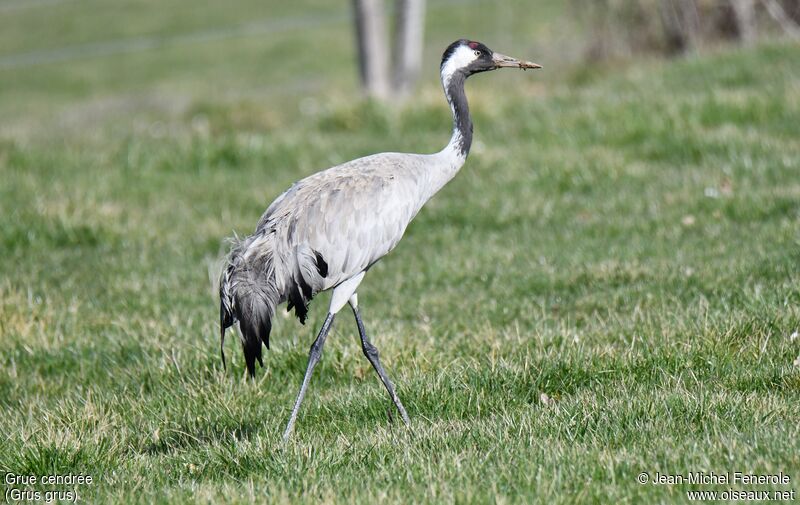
282, 312, 335, 442
349, 295, 410, 426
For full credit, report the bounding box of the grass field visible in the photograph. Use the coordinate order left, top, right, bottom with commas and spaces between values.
1, 0, 799, 503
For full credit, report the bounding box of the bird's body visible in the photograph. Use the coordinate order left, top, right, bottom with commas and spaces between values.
220, 149, 461, 369
219, 39, 540, 440
259, 149, 459, 293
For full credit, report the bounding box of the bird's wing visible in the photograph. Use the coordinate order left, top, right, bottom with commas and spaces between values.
257, 153, 428, 290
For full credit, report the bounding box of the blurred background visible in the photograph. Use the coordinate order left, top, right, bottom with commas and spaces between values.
2, 0, 798, 142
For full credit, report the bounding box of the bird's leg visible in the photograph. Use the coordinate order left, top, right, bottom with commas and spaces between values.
282, 312, 335, 441
350, 301, 410, 426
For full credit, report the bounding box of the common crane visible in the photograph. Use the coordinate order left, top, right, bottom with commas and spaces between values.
219, 39, 540, 440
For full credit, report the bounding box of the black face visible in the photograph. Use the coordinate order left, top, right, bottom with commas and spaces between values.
440, 39, 497, 75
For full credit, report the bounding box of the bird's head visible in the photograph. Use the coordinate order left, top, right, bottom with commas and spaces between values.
440, 39, 541, 83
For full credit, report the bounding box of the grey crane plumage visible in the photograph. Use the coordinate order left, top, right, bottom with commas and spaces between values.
219, 39, 540, 440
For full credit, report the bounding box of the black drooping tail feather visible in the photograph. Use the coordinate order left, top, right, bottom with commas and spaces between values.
220, 299, 231, 371
219, 233, 280, 377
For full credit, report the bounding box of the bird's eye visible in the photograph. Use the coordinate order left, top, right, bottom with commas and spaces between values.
474, 50, 481, 57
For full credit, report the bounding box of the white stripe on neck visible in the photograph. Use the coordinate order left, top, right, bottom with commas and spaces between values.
440, 45, 479, 90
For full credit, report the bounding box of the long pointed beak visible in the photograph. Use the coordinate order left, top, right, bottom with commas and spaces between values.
492, 52, 541, 70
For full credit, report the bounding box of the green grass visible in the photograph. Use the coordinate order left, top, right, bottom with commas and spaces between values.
1, 1, 799, 503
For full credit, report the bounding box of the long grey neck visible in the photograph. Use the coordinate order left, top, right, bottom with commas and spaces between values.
443, 71, 472, 157
415, 70, 473, 204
